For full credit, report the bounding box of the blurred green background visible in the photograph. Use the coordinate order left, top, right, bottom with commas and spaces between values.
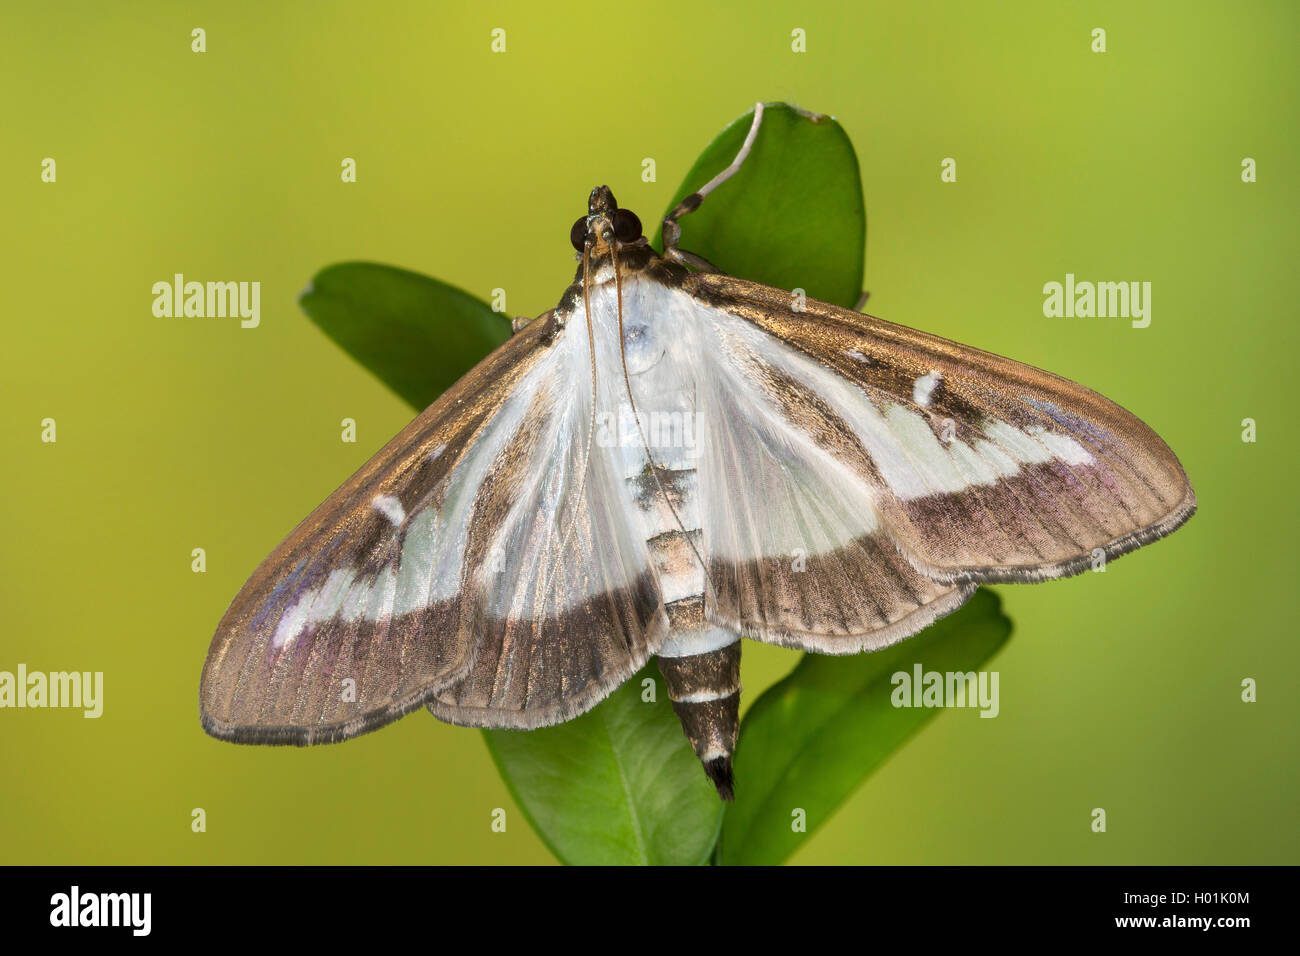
3, 0, 1296, 864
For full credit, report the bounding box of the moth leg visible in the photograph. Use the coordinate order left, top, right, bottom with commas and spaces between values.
511, 309, 555, 334
665, 248, 724, 273
661, 101, 765, 259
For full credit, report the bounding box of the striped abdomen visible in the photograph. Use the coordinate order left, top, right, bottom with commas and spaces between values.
656, 618, 741, 800
620, 311, 741, 800
631, 465, 742, 800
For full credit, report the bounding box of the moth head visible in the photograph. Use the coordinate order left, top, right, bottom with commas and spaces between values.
570, 185, 643, 253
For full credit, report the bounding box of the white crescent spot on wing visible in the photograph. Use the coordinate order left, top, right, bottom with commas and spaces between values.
371, 494, 406, 526
912, 370, 942, 407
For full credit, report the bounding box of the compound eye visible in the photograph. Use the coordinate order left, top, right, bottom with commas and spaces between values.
612, 207, 642, 243
570, 216, 588, 251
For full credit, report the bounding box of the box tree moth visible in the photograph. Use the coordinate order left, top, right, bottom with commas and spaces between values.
200, 105, 1195, 800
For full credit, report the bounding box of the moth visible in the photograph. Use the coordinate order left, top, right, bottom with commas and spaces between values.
200, 105, 1195, 800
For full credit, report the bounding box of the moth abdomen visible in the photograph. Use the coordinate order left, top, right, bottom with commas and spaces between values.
656, 635, 741, 800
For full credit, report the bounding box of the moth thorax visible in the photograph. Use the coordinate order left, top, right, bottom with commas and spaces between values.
656, 637, 741, 800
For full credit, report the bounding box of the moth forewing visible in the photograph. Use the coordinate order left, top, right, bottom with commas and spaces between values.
677, 271, 1196, 592
199, 314, 654, 744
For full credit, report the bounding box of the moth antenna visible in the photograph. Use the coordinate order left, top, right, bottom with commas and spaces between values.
610, 239, 717, 604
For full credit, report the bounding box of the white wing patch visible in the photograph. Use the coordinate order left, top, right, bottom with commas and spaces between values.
371, 494, 406, 526
912, 370, 942, 407
1026, 425, 1094, 466
973, 439, 1020, 477
883, 403, 973, 495
982, 419, 1053, 465
271, 565, 365, 650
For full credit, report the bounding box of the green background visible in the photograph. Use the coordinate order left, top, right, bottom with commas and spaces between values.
3, 0, 1296, 864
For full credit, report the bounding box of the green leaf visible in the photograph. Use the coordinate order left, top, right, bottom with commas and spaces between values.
299, 262, 509, 411
717, 589, 1013, 866
483, 664, 724, 866
655, 102, 866, 309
